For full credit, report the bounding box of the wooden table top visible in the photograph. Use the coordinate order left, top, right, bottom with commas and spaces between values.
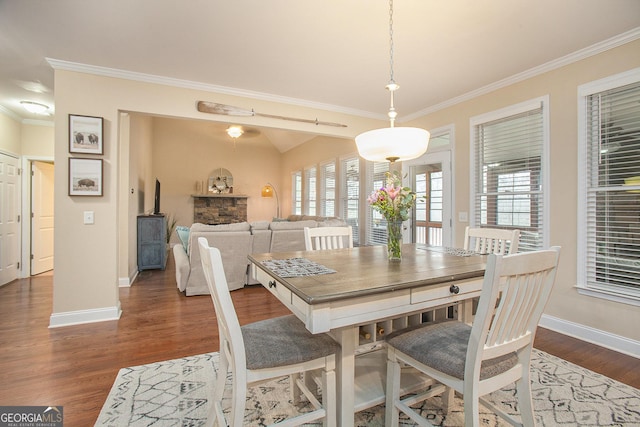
249, 244, 487, 304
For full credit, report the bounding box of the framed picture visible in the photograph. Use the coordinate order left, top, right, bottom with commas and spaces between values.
69, 158, 103, 196
69, 114, 103, 154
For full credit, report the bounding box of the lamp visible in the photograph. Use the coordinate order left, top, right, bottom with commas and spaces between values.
355, 0, 429, 163
20, 101, 50, 115
261, 183, 280, 218
226, 126, 244, 138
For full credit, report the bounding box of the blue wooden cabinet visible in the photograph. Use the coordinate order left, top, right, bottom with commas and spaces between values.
137, 215, 167, 271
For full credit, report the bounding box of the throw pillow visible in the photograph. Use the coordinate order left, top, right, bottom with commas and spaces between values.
176, 226, 190, 254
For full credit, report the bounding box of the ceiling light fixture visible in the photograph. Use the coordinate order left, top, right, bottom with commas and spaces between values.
226, 126, 244, 139
20, 101, 50, 115
355, 0, 430, 163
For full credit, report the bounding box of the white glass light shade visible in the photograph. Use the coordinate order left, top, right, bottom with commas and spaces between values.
20, 101, 49, 115
355, 126, 430, 162
226, 126, 243, 138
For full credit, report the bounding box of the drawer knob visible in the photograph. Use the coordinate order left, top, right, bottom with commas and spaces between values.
449, 284, 460, 294
268, 280, 276, 289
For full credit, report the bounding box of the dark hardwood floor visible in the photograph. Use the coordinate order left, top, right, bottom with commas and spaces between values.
0, 256, 638, 426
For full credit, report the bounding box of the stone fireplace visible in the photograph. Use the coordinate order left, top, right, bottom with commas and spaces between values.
192, 194, 248, 225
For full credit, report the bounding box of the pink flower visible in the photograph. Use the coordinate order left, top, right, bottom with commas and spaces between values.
386, 185, 400, 200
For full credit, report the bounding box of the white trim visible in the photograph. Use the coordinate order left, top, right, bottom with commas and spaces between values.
49, 304, 122, 328
405, 27, 640, 121
539, 314, 640, 358
402, 125, 454, 247
119, 269, 138, 288
21, 156, 55, 278
46, 58, 383, 120
469, 96, 550, 249
576, 68, 640, 301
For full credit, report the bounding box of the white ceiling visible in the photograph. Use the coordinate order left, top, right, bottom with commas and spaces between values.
1, 0, 639, 152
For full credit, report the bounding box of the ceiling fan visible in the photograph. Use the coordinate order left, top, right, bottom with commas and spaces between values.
197, 101, 347, 128
225, 124, 260, 139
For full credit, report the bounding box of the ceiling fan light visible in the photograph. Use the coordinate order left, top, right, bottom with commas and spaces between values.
20, 100, 49, 115
226, 126, 243, 138
355, 127, 430, 162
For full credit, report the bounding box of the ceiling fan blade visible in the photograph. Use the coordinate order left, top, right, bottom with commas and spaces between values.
197, 101, 347, 128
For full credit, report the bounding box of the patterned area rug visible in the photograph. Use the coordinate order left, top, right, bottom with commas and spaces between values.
95, 349, 640, 426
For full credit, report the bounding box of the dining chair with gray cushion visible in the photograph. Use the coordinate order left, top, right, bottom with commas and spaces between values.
385, 246, 561, 427
198, 237, 340, 427
304, 226, 353, 251
464, 226, 520, 255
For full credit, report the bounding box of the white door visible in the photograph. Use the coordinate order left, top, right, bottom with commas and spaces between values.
31, 161, 55, 275
0, 152, 20, 285
403, 150, 453, 247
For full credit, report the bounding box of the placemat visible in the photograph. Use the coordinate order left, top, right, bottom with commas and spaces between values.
261, 257, 337, 277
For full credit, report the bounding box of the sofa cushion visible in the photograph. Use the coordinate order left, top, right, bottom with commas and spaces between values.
250, 221, 270, 231
190, 222, 251, 232
318, 218, 347, 227
269, 219, 317, 231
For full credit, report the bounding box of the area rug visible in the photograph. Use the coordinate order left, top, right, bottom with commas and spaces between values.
95, 349, 640, 426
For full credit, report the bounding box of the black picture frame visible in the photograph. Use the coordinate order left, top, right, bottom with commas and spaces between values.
69, 114, 104, 155
69, 158, 103, 196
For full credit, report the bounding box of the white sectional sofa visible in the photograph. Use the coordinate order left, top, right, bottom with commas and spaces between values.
173, 215, 346, 296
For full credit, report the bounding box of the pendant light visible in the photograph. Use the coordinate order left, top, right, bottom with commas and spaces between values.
355, 0, 430, 163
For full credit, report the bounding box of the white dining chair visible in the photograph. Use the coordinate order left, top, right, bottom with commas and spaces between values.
304, 226, 353, 251
385, 246, 561, 427
463, 226, 520, 255
198, 237, 339, 427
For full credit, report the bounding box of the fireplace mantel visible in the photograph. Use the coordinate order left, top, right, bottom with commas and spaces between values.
192, 194, 248, 224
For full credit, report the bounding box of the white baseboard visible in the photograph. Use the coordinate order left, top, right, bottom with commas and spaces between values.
119, 270, 138, 287
539, 314, 640, 358
49, 304, 122, 328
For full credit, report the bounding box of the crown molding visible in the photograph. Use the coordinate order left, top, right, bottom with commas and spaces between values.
0, 105, 22, 122
45, 58, 381, 120
403, 27, 640, 121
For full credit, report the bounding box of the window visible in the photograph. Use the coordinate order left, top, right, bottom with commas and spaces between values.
578, 69, 640, 304
319, 161, 336, 217
304, 166, 316, 215
291, 171, 302, 215
341, 156, 360, 245
366, 161, 390, 245
471, 98, 548, 251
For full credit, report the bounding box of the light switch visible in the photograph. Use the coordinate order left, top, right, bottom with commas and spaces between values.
458, 211, 468, 223
84, 211, 94, 224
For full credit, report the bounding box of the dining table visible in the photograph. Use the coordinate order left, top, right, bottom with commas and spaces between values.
248, 243, 488, 427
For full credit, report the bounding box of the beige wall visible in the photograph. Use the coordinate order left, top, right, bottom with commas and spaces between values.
150, 116, 284, 230
402, 39, 640, 342
49, 38, 639, 349
51, 69, 379, 318
21, 122, 54, 157
0, 112, 21, 155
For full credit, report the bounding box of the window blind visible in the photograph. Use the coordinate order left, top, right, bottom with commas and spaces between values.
292, 171, 302, 215
473, 105, 545, 251
304, 166, 316, 215
320, 162, 336, 217
341, 156, 360, 245
366, 161, 390, 245
585, 81, 640, 297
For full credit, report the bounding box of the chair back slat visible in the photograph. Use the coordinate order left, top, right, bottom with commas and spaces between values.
198, 237, 247, 371
472, 247, 560, 361
464, 226, 520, 255
304, 226, 353, 251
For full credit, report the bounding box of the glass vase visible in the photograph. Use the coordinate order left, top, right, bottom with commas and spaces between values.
387, 219, 403, 261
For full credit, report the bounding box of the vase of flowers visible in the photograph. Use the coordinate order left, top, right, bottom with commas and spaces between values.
367, 171, 417, 261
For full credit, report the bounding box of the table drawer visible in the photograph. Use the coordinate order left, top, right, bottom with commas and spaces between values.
254, 268, 292, 304
411, 278, 482, 304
